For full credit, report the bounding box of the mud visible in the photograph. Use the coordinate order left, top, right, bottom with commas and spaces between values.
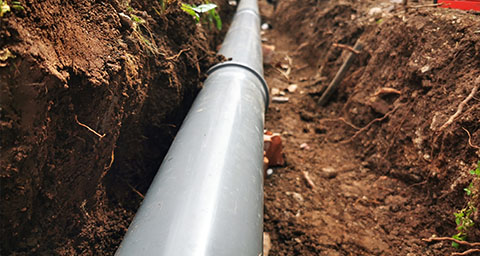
261, 0, 480, 255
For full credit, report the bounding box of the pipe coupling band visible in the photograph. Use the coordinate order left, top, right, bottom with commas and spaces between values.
208, 61, 269, 109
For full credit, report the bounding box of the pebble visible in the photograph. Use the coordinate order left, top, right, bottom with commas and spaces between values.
287, 84, 298, 93
266, 168, 273, 176
320, 167, 338, 179
299, 143, 310, 150
272, 96, 289, 103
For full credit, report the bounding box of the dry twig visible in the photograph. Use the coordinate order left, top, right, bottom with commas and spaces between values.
332, 43, 361, 54
439, 84, 479, 131
302, 171, 316, 189
374, 87, 402, 96
74, 115, 106, 138
275, 68, 290, 81
410, 3, 444, 8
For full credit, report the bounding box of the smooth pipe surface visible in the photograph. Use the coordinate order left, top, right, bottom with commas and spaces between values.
115, 0, 267, 255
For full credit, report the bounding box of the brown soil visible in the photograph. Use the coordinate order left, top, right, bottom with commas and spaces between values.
261, 0, 480, 255
0, 0, 233, 255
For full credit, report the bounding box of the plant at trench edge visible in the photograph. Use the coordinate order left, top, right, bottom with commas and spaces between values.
181, 2, 222, 30
452, 161, 480, 248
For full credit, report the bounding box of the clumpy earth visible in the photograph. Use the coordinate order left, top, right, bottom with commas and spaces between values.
0, 0, 233, 254
261, 0, 480, 255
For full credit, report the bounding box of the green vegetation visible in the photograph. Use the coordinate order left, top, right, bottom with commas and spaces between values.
452, 161, 480, 248
0, 0, 9, 17
123, 4, 159, 54
181, 2, 222, 30
0, 0, 24, 17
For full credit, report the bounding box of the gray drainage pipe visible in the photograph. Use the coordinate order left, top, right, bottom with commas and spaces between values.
115, 0, 268, 255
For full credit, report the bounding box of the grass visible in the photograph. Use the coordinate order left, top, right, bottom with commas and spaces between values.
452, 161, 480, 248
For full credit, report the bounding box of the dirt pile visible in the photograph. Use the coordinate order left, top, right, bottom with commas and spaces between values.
0, 0, 232, 254
262, 0, 479, 255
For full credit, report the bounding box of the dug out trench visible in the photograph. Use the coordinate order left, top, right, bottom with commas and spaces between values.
261, 0, 480, 255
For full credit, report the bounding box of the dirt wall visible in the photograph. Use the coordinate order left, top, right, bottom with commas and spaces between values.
0, 0, 233, 254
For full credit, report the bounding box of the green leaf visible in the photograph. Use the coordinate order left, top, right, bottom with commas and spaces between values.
181, 3, 199, 22
209, 8, 222, 30
464, 183, 473, 196
130, 14, 145, 24
0, 0, 11, 17
452, 241, 459, 248
192, 3, 217, 13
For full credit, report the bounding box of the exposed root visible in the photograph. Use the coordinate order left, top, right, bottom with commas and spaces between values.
99, 149, 115, 180
340, 105, 400, 144
319, 117, 361, 130
165, 48, 191, 61
374, 87, 402, 96
74, 115, 106, 139
422, 237, 480, 247
439, 84, 479, 131
452, 249, 480, 256
462, 127, 480, 150
332, 43, 361, 54
126, 183, 145, 199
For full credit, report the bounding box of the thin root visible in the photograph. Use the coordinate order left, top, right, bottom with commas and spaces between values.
332, 43, 361, 54
165, 48, 191, 61
439, 84, 479, 131
422, 237, 480, 247
340, 105, 400, 144
126, 183, 145, 199
452, 249, 480, 256
74, 115, 106, 138
319, 117, 361, 130
462, 127, 480, 149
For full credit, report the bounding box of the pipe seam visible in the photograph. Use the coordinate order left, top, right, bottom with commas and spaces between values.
208, 61, 269, 109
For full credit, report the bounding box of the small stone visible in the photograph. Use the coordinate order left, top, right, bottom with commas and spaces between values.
287, 84, 298, 93
286, 191, 304, 202
321, 167, 338, 179
266, 169, 273, 176
272, 96, 289, 103
263, 232, 272, 256
300, 143, 310, 150
271, 87, 281, 95
421, 65, 430, 73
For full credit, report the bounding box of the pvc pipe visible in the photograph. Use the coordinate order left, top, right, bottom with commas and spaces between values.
115, 0, 268, 255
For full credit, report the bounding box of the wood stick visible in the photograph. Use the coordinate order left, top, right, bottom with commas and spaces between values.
302, 171, 316, 189
318, 40, 363, 106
